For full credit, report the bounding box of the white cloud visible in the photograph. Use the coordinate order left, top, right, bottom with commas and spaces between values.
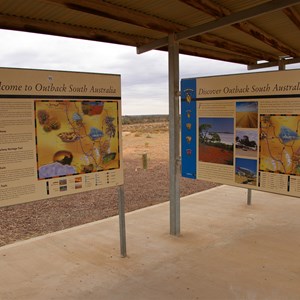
1, 29, 298, 115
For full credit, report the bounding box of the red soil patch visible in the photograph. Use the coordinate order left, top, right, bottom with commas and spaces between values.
199, 143, 233, 165
0, 123, 219, 247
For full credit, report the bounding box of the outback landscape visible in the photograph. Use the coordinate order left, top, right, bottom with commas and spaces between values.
0, 116, 218, 247
236, 111, 258, 128
199, 143, 233, 165
235, 173, 256, 185
235, 146, 257, 157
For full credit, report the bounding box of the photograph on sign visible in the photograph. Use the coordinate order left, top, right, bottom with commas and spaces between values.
235, 129, 258, 158
199, 117, 234, 165
236, 101, 258, 128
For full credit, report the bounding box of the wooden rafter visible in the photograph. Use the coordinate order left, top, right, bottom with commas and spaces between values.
46, 0, 183, 33
194, 34, 276, 61
178, 43, 256, 64
45, 0, 276, 61
283, 7, 300, 29
180, 0, 300, 58
0, 14, 256, 65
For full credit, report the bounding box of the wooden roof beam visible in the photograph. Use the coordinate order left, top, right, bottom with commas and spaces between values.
0, 14, 138, 46
45, 0, 276, 61
139, 0, 300, 55
283, 7, 300, 30
0, 14, 256, 65
180, 0, 300, 57
194, 34, 276, 61
248, 56, 300, 70
46, 0, 184, 33
178, 44, 256, 65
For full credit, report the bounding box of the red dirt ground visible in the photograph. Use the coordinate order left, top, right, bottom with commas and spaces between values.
0, 122, 219, 246
199, 143, 233, 165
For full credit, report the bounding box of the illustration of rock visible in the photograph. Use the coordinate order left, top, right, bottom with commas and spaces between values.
38, 150, 76, 179
82, 101, 104, 116
37, 110, 61, 132
37, 110, 49, 124
72, 112, 83, 126
99, 140, 110, 157
105, 116, 116, 138
103, 152, 116, 164
53, 150, 73, 165
81, 163, 94, 173
89, 127, 104, 141
47, 118, 60, 130
58, 131, 80, 143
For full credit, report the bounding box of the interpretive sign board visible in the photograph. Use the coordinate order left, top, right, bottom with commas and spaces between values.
181, 69, 300, 197
0, 67, 123, 207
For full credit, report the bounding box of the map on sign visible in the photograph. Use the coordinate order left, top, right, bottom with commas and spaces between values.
35, 100, 119, 179
260, 115, 300, 175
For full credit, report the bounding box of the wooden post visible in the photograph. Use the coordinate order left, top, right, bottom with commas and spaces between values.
142, 153, 148, 170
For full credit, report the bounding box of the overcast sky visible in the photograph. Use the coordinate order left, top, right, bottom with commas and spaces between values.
0, 28, 289, 115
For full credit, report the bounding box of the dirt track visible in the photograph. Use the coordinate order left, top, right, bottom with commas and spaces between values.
0, 122, 218, 246
236, 112, 258, 128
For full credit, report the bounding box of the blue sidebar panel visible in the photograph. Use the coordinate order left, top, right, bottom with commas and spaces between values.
181, 78, 197, 179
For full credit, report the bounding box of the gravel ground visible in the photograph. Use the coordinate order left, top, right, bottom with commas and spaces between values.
0, 123, 218, 247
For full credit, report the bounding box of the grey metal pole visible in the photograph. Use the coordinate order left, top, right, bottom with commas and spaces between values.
168, 33, 181, 236
247, 188, 252, 205
118, 185, 127, 257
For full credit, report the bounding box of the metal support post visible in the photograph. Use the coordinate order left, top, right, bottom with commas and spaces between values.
118, 185, 127, 257
168, 33, 181, 236
279, 58, 286, 71
247, 188, 252, 206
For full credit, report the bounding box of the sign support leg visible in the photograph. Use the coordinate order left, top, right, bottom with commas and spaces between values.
168, 33, 181, 236
118, 185, 127, 257
247, 188, 252, 206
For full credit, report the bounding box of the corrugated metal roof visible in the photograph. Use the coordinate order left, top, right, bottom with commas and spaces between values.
1, 0, 300, 67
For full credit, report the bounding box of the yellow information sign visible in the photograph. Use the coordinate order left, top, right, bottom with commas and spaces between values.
181, 69, 300, 197
0, 68, 123, 207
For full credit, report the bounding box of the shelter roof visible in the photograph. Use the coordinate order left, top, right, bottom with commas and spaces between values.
1, 0, 300, 68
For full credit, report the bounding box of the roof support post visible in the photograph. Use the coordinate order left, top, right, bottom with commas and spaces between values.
279, 58, 286, 70
168, 33, 181, 236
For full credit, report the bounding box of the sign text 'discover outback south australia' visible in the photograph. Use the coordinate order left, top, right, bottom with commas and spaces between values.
181, 69, 300, 197
0, 68, 123, 207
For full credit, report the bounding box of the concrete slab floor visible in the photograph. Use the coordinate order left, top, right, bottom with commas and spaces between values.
0, 185, 300, 300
